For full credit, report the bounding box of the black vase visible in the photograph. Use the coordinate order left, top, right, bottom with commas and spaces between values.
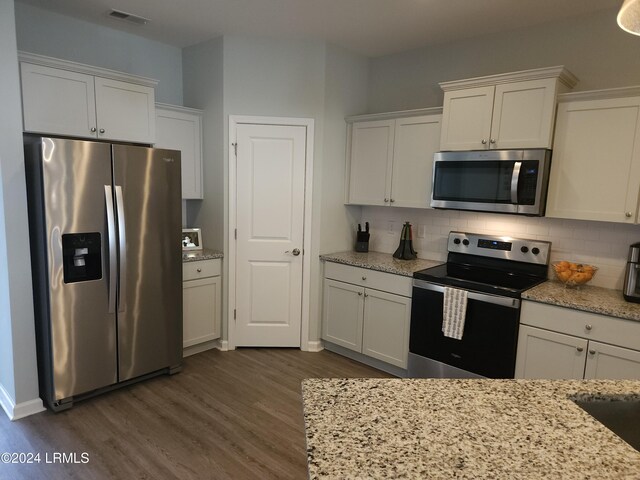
393, 222, 417, 260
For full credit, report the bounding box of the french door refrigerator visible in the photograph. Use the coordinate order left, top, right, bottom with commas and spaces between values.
24, 135, 183, 411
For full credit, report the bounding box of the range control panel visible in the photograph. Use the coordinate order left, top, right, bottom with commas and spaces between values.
448, 231, 550, 265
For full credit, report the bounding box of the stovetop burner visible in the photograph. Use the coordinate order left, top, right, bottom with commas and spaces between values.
413, 231, 551, 298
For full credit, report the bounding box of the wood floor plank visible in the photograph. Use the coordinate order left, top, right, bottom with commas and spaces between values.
0, 348, 390, 480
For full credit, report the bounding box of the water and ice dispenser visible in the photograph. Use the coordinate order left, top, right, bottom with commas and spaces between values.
62, 233, 102, 283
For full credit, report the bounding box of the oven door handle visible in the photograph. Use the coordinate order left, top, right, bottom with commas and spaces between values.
510, 161, 522, 204
413, 280, 520, 309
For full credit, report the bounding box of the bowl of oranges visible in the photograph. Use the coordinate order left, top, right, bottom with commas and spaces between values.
552, 261, 598, 288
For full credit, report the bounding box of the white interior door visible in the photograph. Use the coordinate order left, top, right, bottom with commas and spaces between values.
235, 124, 307, 346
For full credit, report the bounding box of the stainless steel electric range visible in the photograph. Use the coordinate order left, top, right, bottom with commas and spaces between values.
408, 231, 551, 379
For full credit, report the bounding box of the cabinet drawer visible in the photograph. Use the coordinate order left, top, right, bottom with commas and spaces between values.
324, 262, 412, 297
183, 259, 221, 281
521, 301, 640, 352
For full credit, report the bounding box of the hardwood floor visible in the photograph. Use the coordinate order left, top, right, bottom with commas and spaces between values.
0, 348, 390, 480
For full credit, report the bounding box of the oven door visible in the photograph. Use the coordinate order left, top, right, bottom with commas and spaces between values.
409, 281, 520, 378
430, 149, 550, 215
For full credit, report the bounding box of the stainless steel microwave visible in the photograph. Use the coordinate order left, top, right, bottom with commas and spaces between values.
430, 149, 552, 216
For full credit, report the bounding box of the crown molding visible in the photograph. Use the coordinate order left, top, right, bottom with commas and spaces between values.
557, 86, 640, 102
155, 103, 203, 116
439, 66, 578, 92
346, 106, 443, 123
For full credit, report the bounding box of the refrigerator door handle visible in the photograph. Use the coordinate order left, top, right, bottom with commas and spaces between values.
104, 185, 117, 314
115, 185, 127, 312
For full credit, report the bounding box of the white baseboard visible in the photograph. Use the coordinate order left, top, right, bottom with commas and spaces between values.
0, 383, 45, 421
305, 340, 324, 352
218, 340, 230, 351
183, 339, 220, 357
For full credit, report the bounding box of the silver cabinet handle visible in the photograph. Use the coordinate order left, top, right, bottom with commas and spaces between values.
490, 139, 496, 144
481, 139, 487, 145
626, 212, 633, 218
91, 127, 97, 133
358, 292, 362, 296
364, 293, 369, 297
362, 276, 367, 280
285, 248, 301, 256
585, 324, 593, 331
197, 268, 202, 273
104, 186, 117, 314
576, 346, 584, 352
115, 186, 127, 312
384, 198, 389, 202
390, 198, 395, 203
99, 128, 106, 134
589, 349, 596, 355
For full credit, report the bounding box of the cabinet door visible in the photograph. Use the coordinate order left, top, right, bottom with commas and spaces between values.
322, 279, 364, 352
390, 115, 442, 208
347, 120, 394, 205
95, 77, 156, 144
490, 78, 557, 149
21, 63, 97, 139
440, 86, 494, 151
584, 341, 640, 379
362, 289, 411, 369
546, 96, 640, 223
155, 107, 203, 199
183, 276, 221, 348
515, 325, 587, 379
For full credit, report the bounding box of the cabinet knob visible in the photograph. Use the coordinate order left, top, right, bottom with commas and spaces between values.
390, 198, 395, 203
481, 139, 487, 145
384, 198, 389, 203
90, 127, 97, 133
358, 292, 362, 296
490, 139, 496, 144
196, 268, 202, 273
576, 346, 584, 352
362, 276, 367, 280
626, 212, 633, 218
364, 293, 369, 297
99, 128, 105, 134
589, 349, 596, 355
585, 324, 592, 331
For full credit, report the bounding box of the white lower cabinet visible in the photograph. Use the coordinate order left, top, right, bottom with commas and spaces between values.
515, 300, 640, 379
182, 259, 222, 353
322, 263, 412, 369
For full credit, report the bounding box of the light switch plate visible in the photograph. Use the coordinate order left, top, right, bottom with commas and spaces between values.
387, 221, 395, 234
417, 224, 427, 238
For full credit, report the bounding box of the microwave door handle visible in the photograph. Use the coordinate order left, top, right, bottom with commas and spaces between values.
510, 161, 522, 204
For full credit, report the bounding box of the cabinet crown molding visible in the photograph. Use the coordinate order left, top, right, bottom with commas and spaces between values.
346, 107, 443, 123
18, 51, 158, 88
156, 103, 204, 116
439, 66, 578, 92
557, 85, 640, 102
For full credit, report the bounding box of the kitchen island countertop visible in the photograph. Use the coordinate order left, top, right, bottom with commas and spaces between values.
182, 248, 223, 263
320, 251, 441, 277
523, 280, 640, 322
302, 378, 640, 479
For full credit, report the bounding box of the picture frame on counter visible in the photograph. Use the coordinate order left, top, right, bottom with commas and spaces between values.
182, 228, 203, 251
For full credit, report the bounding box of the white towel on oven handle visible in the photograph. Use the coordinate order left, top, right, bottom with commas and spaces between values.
442, 287, 468, 340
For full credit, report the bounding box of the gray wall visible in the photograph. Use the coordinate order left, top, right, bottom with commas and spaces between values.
368, 8, 640, 112
0, 0, 40, 413
14, 2, 184, 104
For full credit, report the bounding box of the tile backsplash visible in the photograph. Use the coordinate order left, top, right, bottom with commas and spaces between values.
360, 207, 640, 290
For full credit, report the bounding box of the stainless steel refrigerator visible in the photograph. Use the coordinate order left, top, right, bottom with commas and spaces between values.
24, 135, 183, 411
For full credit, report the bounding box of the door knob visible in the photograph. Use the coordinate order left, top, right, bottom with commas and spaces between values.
285, 248, 301, 256
626, 212, 633, 218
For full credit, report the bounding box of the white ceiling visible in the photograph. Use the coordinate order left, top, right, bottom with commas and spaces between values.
17, 0, 621, 57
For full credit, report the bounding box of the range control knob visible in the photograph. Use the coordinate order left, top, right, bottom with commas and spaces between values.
521, 246, 529, 253
532, 247, 540, 255
462, 239, 470, 246
453, 238, 461, 245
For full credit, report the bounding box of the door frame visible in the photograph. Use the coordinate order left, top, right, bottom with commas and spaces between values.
228, 115, 314, 350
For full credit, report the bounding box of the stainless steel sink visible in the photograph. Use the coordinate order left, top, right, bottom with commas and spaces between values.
574, 400, 640, 452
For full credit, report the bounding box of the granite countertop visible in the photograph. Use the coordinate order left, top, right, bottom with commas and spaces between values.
523, 280, 640, 322
302, 378, 640, 479
320, 251, 442, 277
182, 248, 224, 263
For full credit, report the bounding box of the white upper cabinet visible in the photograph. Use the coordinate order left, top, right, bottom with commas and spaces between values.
19, 53, 157, 144
155, 104, 204, 199
439, 66, 577, 151
346, 109, 442, 208
546, 88, 640, 223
